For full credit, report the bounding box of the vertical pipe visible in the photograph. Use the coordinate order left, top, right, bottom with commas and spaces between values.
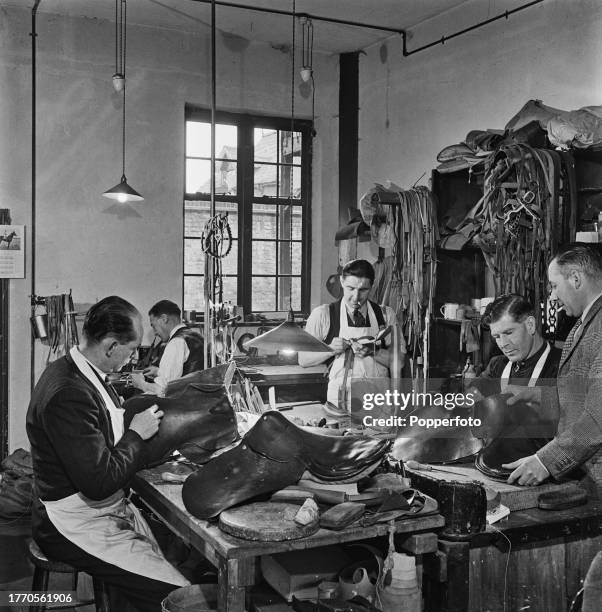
31, 1, 42, 391
204, 0, 217, 368
338, 52, 359, 228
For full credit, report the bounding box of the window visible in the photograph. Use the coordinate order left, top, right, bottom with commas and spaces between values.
184, 107, 312, 314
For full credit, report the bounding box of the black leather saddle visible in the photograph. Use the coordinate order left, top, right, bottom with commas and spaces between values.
472, 393, 556, 480
123, 364, 239, 466
182, 410, 392, 519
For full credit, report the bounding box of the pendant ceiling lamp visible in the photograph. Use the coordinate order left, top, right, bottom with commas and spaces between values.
245, 1, 328, 356
103, 0, 143, 203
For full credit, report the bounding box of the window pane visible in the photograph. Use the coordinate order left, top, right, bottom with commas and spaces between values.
252, 204, 277, 238
252, 241, 276, 274
215, 160, 237, 195
186, 159, 210, 193
186, 122, 237, 158
252, 277, 275, 311
184, 202, 209, 238
185, 159, 237, 195
254, 164, 277, 197
278, 277, 301, 311
185, 201, 238, 239
221, 240, 238, 275
184, 276, 204, 311
279, 130, 302, 163
277, 205, 303, 240
184, 239, 205, 274
279, 165, 301, 198
278, 204, 292, 240
292, 206, 302, 240
254, 128, 277, 163
278, 242, 302, 275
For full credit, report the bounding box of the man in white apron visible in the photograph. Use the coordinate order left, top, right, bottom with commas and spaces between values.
299, 259, 406, 413
466, 294, 561, 474
27, 296, 190, 612
469, 294, 561, 397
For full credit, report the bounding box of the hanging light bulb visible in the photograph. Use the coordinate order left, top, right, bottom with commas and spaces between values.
112, 73, 125, 92
300, 16, 313, 82
103, 0, 143, 203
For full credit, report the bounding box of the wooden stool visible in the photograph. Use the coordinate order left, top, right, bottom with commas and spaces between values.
28, 540, 110, 612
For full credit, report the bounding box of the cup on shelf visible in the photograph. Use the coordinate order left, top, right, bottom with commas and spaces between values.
440, 303, 459, 320
479, 297, 495, 314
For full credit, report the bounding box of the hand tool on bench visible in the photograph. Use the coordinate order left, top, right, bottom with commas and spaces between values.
405, 460, 467, 478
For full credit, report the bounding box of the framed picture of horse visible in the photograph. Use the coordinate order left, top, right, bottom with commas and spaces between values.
0, 225, 25, 278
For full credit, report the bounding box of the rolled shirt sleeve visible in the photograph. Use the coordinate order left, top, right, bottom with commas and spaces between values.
154, 337, 189, 395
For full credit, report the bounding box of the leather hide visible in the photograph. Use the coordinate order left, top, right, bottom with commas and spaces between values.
473, 393, 555, 480
392, 403, 483, 464
123, 364, 239, 466
182, 410, 392, 519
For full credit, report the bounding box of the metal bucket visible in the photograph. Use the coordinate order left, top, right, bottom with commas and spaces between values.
30, 313, 48, 340
161, 584, 217, 612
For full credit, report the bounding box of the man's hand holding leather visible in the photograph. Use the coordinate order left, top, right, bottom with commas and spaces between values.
143, 365, 159, 379
506, 385, 541, 407
350, 339, 374, 358
503, 454, 550, 486
329, 337, 349, 356
129, 405, 164, 440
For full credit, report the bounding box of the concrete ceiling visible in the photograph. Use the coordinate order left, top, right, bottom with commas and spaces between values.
26, 0, 472, 54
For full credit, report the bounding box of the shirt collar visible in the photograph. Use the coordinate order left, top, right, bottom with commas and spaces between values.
512, 340, 548, 373
168, 323, 187, 340
72, 346, 109, 381
580, 291, 602, 323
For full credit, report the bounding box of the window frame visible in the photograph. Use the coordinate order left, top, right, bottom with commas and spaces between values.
184, 104, 313, 315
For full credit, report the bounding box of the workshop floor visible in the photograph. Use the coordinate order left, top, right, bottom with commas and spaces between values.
0, 517, 96, 612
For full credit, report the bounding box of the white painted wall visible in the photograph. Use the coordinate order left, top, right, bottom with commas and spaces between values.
358, 0, 602, 197
0, 6, 339, 451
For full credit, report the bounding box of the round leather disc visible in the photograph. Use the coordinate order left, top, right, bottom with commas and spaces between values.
219, 502, 319, 541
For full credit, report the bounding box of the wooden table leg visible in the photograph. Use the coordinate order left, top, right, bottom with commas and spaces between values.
218, 557, 256, 612
433, 539, 471, 612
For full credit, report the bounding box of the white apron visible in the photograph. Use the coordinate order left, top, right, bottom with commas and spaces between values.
42, 348, 189, 587
327, 301, 389, 408
500, 343, 551, 393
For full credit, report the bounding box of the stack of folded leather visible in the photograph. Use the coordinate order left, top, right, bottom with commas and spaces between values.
436, 129, 502, 174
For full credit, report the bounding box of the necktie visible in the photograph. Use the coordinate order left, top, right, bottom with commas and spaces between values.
94, 371, 123, 408
561, 317, 582, 360
353, 308, 365, 327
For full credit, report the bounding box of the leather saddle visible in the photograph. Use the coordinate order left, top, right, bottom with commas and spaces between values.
182, 410, 392, 519
472, 393, 556, 480
391, 403, 483, 464
123, 364, 239, 466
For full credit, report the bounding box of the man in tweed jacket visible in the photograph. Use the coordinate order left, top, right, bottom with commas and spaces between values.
504, 243, 602, 494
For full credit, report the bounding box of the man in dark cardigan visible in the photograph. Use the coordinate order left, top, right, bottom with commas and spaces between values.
27, 296, 189, 612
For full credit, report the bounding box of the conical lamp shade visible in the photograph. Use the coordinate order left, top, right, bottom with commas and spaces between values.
243, 321, 332, 354
103, 175, 144, 203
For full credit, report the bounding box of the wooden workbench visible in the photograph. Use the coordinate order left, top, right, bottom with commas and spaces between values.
132, 469, 444, 611
423, 499, 602, 612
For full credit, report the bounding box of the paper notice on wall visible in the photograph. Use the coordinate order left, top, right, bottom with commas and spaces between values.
0, 225, 25, 278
